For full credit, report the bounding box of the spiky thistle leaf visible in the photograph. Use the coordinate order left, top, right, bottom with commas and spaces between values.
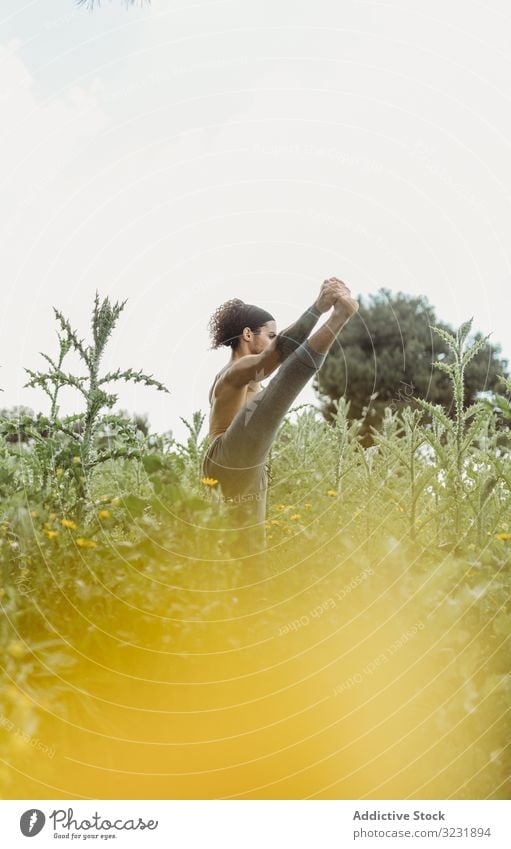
54, 308, 90, 365
433, 360, 455, 377
92, 293, 127, 357
431, 324, 457, 351
461, 405, 492, 453
98, 368, 169, 392
24, 368, 88, 395
461, 332, 490, 368
412, 397, 452, 432
457, 317, 474, 347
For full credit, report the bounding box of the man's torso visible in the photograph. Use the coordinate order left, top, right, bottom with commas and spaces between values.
208, 365, 262, 439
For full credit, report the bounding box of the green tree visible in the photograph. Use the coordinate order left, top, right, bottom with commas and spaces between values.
315, 289, 508, 441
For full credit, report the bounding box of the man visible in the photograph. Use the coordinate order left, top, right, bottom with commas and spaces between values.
203, 277, 359, 552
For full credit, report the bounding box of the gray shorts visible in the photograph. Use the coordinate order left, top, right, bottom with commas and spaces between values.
203, 339, 326, 552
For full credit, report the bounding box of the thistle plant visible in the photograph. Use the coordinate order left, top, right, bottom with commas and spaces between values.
270, 404, 337, 506
24, 333, 74, 437
354, 442, 380, 550
177, 411, 208, 486
372, 406, 437, 540
464, 421, 502, 547
329, 397, 363, 492
413, 318, 492, 542
24, 293, 168, 500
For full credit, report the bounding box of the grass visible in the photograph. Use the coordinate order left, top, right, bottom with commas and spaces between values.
0, 296, 509, 799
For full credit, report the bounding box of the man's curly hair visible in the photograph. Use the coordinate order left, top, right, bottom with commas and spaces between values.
208, 299, 275, 350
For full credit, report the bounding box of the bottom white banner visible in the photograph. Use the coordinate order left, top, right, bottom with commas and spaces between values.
0, 800, 509, 848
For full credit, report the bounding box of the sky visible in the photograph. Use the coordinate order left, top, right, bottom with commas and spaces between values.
1, 0, 510, 442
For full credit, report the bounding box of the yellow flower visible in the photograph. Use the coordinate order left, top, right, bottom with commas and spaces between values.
30, 510, 38, 518
304, 503, 312, 509
7, 641, 26, 659
98, 510, 111, 520
201, 477, 218, 487
275, 504, 286, 512
61, 518, 77, 530
290, 514, 301, 521
271, 519, 281, 526
326, 490, 338, 498
495, 533, 511, 541
75, 538, 97, 549
44, 529, 58, 540
72, 456, 81, 465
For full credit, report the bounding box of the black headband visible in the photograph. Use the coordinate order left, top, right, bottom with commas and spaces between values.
239, 303, 275, 331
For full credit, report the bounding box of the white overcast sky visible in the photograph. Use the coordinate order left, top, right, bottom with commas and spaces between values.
1, 0, 510, 441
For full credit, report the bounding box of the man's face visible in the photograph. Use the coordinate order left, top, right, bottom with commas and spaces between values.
249, 320, 277, 353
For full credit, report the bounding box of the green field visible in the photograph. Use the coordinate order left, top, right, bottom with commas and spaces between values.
0, 299, 509, 799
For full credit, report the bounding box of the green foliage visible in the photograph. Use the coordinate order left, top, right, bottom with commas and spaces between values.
315, 289, 508, 442
482, 373, 511, 424
20, 293, 168, 508
176, 411, 208, 486
0, 300, 509, 799
411, 320, 499, 540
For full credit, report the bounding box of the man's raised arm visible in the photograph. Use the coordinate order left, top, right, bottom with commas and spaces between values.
274, 303, 321, 361
221, 278, 345, 388
219, 339, 282, 388
275, 278, 341, 361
